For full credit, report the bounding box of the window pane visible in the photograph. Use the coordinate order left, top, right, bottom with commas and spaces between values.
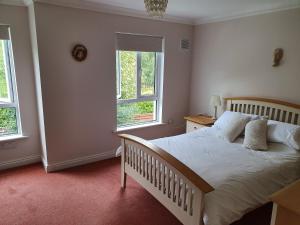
119, 51, 137, 100
141, 52, 155, 96
0, 40, 9, 101
0, 107, 17, 136
117, 101, 156, 127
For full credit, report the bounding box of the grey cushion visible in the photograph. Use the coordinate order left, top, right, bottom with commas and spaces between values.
243, 119, 268, 150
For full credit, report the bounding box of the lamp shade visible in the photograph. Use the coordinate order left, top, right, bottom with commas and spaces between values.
144, 0, 168, 18
210, 95, 221, 107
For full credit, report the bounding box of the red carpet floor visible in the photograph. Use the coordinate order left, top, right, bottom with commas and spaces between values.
0, 158, 272, 225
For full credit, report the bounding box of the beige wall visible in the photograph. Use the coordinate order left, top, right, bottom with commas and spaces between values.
0, 5, 41, 169
33, 3, 193, 167
190, 8, 300, 116
4, 3, 296, 171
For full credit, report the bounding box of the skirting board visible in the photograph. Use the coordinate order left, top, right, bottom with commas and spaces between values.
43, 150, 116, 172
0, 154, 41, 171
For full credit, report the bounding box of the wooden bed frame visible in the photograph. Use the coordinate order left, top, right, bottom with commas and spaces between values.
119, 97, 300, 225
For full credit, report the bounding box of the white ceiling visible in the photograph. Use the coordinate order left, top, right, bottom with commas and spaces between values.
2, 0, 300, 24
84, 0, 300, 24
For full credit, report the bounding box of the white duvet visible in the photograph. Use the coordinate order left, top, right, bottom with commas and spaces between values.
117, 127, 300, 225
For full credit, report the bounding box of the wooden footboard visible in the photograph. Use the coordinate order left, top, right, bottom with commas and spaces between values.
119, 134, 214, 225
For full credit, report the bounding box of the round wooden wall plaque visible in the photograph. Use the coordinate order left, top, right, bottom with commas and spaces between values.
72, 44, 87, 62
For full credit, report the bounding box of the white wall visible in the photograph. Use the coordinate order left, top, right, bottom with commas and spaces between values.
190, 8, 300, 116
0, 4, 41, 169
33, 3, 193, 169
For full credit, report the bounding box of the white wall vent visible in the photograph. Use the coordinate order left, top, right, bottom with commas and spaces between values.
180, 39, 190, 50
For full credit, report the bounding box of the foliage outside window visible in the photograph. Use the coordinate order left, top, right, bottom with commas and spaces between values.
116, 50, 162, 128
0, 36, 20, 136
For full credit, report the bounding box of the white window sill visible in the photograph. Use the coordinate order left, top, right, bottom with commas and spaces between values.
114, 122, 167, 133
0, 134, 28, 143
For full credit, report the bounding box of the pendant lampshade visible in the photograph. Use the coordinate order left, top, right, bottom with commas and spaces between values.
144, 0, 168, 18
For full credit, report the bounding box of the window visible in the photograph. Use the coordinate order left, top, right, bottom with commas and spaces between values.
0, 26, 21, 136
116, 33, 164, 128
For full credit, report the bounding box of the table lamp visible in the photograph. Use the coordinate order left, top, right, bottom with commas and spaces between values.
210, 95, 221, 119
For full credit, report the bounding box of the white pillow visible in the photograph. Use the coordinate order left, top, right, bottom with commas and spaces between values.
243, 113, 261, 121
243, 119, 268, 150
214, 111, 251, 142
267, 120, 300, 150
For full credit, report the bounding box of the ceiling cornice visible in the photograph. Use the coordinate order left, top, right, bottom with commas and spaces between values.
195, 4, 300, 25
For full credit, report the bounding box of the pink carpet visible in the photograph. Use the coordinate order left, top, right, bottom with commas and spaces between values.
0, 158, 272, 225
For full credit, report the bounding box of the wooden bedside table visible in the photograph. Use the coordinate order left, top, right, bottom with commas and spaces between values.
184, 115, 215, 133
270, 180, 300, 225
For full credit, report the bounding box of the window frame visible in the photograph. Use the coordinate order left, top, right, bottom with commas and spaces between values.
116, 51, 122, 99
0, 39, 22, 136
116, 51, 163, 128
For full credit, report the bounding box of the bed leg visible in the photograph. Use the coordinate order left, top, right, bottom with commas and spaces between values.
191, 191, 205, 225
121, 139, 127, 189
121, 170, 127, 189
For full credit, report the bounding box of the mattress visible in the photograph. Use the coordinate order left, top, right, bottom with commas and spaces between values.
149, 127, 300, 225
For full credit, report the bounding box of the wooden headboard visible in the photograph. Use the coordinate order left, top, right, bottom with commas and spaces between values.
225, 97, 300, 125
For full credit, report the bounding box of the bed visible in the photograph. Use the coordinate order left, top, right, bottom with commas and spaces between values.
118, 97, 300, 225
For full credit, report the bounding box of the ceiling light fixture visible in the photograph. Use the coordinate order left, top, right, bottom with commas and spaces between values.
144, 0, 168, 18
